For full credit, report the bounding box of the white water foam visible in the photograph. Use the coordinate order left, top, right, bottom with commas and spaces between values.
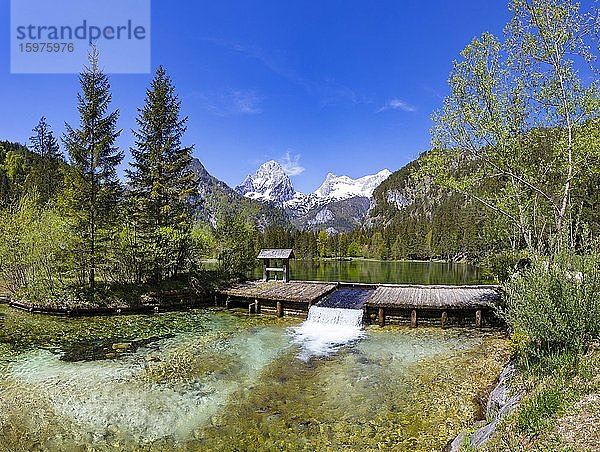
290, 306, 365, 361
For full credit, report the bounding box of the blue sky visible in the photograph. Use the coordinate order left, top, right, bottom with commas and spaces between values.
0, 1, 533, 192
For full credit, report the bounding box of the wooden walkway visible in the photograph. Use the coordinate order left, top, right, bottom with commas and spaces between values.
364, 284, 500, 327
220, 280, 337, 304
366, 285, 499, 309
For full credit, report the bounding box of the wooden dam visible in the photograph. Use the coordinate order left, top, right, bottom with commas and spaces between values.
218, 280, 500, 327
218, 249, 501, 327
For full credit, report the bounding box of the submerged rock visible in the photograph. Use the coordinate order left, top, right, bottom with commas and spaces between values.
486, 361, 519, 419
112, 343, 131, 352
449, 360, 522, 450
448, 432, 466, 452
60, 336, 170, 362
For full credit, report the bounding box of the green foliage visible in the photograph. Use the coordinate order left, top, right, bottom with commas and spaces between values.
214, 215, 257, 278
502, 241, 600, 354
0, 61, 288, 302
515, 387, 566, 435
369, 155, 491, 261
347, 241, 362, 257
0, 194, 70, 300
28, 116, 64, 204
458, 344, 600, 450
0, 140, 67, 208
62, 47, 123, 290
426, 0, 600, 248
0, 145, 29, 204
338, 232, 348, 257
369, 231, 388, 260
191, 223, 214, 261
2, 150, 26, 184
102, 218, 141, 285
480, 249, 522, 282
317, 230, 328, 257
126, 66, 198, 283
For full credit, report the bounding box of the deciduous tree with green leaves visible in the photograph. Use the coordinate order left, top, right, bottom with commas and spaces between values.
0, 149, 26, 201
317, 230, 329, 257
214, 214, 256, 278
425, 0, 599, 249
0, 193, 70, 300
63, 47, 123, 292
126, 65, 198, 283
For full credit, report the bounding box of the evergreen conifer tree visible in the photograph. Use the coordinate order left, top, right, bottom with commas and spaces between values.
63, 47, 123, 291
29, 116, 63, 203
127, 65, 197, 283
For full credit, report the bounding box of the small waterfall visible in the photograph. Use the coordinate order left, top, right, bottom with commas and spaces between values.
306, 306, 364, 327
290, 306, 365, 361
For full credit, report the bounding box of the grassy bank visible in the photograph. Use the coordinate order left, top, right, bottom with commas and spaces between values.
477, 345, 600, 451
6, 270, 230, 314
452, 241, 600, 450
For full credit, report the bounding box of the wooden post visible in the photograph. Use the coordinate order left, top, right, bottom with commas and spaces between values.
214, 295, 218, 306
249, 302, 255, 314
283, 260, 289, 282
276, 301, 283, 317
475, 309, 482, 327
255, 299, 261, 314
225, 296, 230, 309
262, 259, 269, 281
378, 307, 385, 327
441, 310, 448, 328
411, 309, 418, 328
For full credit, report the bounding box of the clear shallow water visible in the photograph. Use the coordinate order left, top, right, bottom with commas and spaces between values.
241, 259, 486, 284
0, 305, 508, 451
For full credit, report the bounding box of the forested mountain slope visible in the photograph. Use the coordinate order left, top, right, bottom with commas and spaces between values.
366, 156, 488, 260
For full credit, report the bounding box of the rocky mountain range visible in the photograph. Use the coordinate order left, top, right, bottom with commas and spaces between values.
235, 160, 391, 232
235, 160, 295, 204
189, 158, 288, 229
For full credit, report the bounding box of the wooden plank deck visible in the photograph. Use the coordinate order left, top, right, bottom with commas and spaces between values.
366, 285, 499, 309
220, 280, 337, 304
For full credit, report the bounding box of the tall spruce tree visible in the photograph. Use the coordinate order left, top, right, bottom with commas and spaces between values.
127, 65, 197, 283
63, 47, 123, 291
28, 116, 63, 204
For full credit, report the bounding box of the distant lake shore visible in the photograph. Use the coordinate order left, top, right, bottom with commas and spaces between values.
204, 258, 489, 285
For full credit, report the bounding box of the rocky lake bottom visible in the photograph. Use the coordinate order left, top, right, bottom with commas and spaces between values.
0, 305, 509, 451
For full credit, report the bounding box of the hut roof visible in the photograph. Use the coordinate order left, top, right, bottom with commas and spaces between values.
257, 249, 295, 259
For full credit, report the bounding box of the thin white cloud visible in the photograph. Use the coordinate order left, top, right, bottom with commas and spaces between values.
230, 90, 262, 114
378, 98, 416, 113
194, 89, 262, 116
318, 82, 373, 107
278, 151, 305, 176
201, 37, 368, 107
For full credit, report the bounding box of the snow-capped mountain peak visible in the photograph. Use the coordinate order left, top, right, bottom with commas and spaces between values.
314, 169, 392, 200
236, 161, 392, 231
235, 160, 295, 205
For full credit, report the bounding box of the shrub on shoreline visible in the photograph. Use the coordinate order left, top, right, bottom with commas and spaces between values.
501, 242, 600, 360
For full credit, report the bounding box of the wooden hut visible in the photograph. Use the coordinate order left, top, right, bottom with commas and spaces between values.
257, 249, 295, 282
